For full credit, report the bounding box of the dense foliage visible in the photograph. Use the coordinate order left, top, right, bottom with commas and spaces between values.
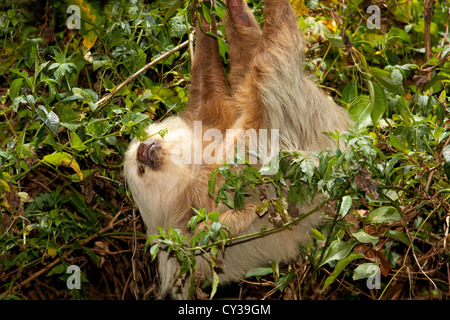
0, 0, 449, 300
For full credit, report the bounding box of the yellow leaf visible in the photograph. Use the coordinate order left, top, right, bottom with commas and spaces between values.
256, 199, 271, 217
18, 192, 33, 203
320, 19, 338, 33
83, 31, 98, 49
291, 0, 309, 16
0, 179, 10, 192
43, 152, 83, 181
47, 247, 58, 258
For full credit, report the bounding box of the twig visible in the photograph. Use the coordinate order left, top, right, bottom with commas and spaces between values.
437, 3, 450, 59
444, 215, 449, 257
0, 210, 126, 296
424, 0, 434, 81
402, 219, 441, 298
96, 40, 189, 107
129, 208, 139, 299
185, 201, 326, 253
419, 55, 450, 73
425, 166, 439, 194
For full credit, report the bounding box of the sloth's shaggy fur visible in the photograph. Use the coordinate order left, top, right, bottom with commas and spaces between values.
124, 0, 351, 299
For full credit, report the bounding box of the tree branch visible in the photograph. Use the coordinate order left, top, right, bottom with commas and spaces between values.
424, 0, 435, 81
96, 40, 189, 107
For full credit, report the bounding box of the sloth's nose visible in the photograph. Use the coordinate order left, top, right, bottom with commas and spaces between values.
137, 140, 162, 170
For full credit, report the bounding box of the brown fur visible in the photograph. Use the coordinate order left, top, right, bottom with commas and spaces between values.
124, 0, 351, 299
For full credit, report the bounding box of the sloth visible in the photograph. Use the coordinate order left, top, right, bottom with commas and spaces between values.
124, 0, 351, 299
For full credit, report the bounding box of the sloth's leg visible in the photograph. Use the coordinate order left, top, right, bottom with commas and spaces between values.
221, 0, 305, 132
224, 0, 262, 91
260, 0, 301, 46
219, 204, 259, 236
197, 204, 258, 237
185, 11, 235, 130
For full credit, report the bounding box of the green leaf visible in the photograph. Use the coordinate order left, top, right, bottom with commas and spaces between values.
208, 170, 218, 196
300, 158, 315, 181
70, 132, 87, 151
368, 81, 387, 126
144, 234, 162, 251
164, 0, 184, 24
423, 74, 449, 92
168, 15, 188, 38
150, 243, 159, 261
245, 267, 273, 278
210, 269, 220, 299
211, 221, 221, 233
217, 37, 229, 61
319, 239, 357, 267
369, 67, 399, 93
352, 230, 379, 246
84, 247, 101, 266
348, 95, 371, 128
390, 68, 403, 88
93, 59, 110, 71
215, 0, 226, 18
353, 263, 379, 280
46, 263, 67, 277
364, 206, 401, 225
339, 196, 353, 218
60, 122, 83, 131
122, 112, 149, 126
389, 133, 410, 153
86, 119, 112, 137
210, 246, 218, 257
383, 230, 421, 253
311, 228, 326, 241
306, 0, 319, 10
199, 234, 210, 247
37, 105, 60, 135
322, 252, 365, 291
342, 79, 357, 105
187, 215, 201, 231
388, 27, 412, 44
327, 35, 346, 48
72, 88, 98, 110
275, 271, 295, 292
385, 156, 399, 178
201, 1, 212, 24
9, 78, 23, 101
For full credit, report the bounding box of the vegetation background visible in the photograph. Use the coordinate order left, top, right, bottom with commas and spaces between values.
0, 0, 449, 300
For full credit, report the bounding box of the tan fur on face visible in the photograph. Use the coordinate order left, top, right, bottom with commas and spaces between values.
124, 0, 351, 299
124, 117, 196, 232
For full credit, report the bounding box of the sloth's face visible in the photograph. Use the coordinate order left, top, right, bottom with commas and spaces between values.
136, 139, 163, 173
124, 117, 195, 204
123, 116, 201, 231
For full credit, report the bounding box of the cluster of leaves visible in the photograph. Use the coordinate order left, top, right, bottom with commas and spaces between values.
0, 0, 449, 300
0, 0, 195, 299
145, 208, 230, 299
149, 120, 448, 299
141, 0, 450, 299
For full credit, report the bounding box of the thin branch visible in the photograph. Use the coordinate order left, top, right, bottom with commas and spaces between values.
424, 0, 435, 81
437, 2, 450, 59
0, 210, 126, 296
186, 200, 326, 253
96, 40, 189, 107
